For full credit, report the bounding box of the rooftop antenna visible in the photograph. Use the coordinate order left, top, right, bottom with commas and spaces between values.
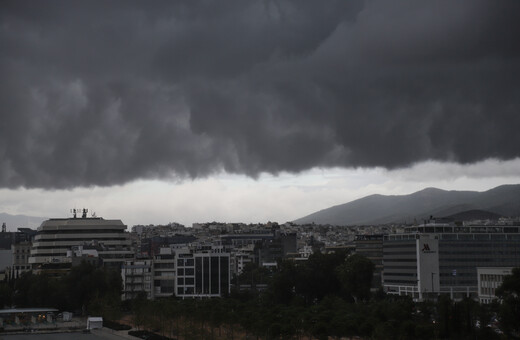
70, 208, 77, 219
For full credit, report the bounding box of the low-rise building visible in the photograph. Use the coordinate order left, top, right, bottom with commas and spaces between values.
477, 267, 513, 304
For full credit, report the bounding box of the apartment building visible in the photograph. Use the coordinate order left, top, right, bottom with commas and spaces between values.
122, 260, 153, 300
153, 247, 176, 298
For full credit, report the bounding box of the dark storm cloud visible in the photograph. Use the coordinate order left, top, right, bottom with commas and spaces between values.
1, 0, 519, 189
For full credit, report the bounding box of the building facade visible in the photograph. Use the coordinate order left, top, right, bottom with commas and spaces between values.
383, 223, 520, 301
29, 216, 133, 273
175, 246, 230, 298
354, 234, 384, 290
152, 247, 176, 298
477, 267, 513, 304
122, 260, 154, 300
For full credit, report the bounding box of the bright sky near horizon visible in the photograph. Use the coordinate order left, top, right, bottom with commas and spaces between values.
1, 1, 519, 227
3, 159, 520, 228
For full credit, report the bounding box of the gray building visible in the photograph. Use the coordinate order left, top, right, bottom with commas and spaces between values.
30, 215, 134, 273
153, 247, 176, 298
122, 260, 154, 300
355, 234, 384, 290
175, 246, 230, 298
383, 223, 520, 300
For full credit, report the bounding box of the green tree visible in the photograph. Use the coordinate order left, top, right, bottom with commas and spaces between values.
496, 267, 520, 335
236, 262, 272, 288
0, 281, 12, 308
336, 254, 375, 302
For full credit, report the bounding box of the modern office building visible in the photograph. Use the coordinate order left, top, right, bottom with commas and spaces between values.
383, 223, 520, 301
355, 234, 384, 290
175, 246, 230, 298
29, 214, 133, 272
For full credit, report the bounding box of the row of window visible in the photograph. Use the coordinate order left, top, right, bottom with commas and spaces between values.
39, 229, 125, 234
177, 259, 195, 267
177, 268, 194, 275
177, 277, 195, 285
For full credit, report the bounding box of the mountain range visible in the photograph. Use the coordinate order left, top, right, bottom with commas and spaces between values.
0, 213, 47, 231
294, 184, 520, 226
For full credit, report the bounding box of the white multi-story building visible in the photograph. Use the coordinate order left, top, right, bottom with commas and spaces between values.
122, 260, 154, 300
29, 216, 134, 272
10, 241, 32, 279
477, 267, 513, 304
153, 247, 176, 298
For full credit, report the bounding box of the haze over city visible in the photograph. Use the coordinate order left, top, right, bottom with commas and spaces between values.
1, 1, 520, 227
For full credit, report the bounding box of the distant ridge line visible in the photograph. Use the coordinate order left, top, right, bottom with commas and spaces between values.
293, 184, 520, 226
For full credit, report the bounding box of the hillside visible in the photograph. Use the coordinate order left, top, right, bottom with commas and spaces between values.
0, 213, 46, 231
294, 184, 520, 226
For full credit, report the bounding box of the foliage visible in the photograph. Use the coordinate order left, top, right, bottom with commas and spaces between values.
8, 261, 122, 315
268, 250, 351, 305
336, 253, 375, 302
235, 262, 272, 287
0, 282, 12, 308
496, 267, 520, 335
5, 254, 517, 339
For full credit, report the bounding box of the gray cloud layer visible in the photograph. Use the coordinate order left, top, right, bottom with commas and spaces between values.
1, 0, 519, 189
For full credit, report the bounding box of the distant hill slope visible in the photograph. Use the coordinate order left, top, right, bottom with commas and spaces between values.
294, 184, 520, 226
443, 209, 502, 222
0, 213, 46, 231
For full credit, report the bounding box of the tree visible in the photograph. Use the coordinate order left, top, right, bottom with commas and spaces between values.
496, 267, 520, 335
132, 291, 149, 331
336, 254, 375, 302
0, 282, 12, 308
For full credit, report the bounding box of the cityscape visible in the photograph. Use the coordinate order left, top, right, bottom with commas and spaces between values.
1, 194, 520, 338
2, 1, 520, 339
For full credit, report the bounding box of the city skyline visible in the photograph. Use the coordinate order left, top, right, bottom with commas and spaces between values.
1, 1, 519, 227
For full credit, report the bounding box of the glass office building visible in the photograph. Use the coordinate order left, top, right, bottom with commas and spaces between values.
383, 223, 520, 300
175, 247, 230, 298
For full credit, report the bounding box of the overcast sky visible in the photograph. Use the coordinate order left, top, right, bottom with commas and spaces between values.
1, 1, 519, 228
